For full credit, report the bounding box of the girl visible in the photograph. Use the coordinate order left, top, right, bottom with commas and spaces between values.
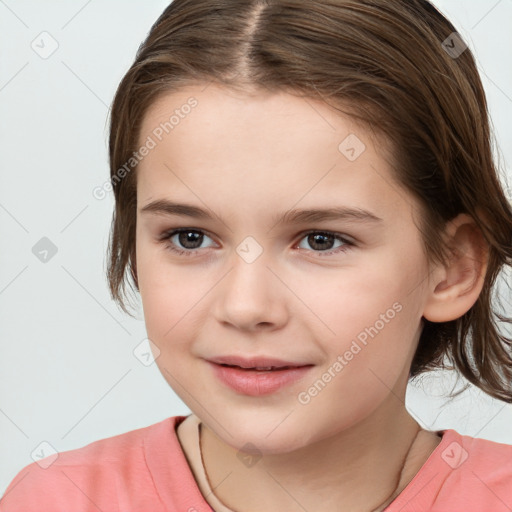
2, 0, 512, 510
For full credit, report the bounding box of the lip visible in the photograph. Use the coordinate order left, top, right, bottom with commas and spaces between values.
207, 355, 311, 369
206, 359, 314, 396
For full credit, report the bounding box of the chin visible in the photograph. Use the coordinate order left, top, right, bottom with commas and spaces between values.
209, 418, 316, 456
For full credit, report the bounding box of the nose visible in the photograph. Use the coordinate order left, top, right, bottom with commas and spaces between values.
212, 249, 289, 332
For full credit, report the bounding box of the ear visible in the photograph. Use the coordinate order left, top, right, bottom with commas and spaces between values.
422, 213, 489, 323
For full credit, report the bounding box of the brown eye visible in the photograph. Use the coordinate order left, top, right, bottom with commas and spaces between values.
161, 228, 216, 256
306, 233, 335, 251
176, 230, 204, 249
296, 231, 354, 256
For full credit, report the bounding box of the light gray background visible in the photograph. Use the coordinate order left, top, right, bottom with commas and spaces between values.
1, 0, 511, 495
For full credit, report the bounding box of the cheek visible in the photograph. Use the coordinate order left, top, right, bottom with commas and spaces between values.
140, 274, 196, 342
294, 262, 403, 338
294, 251, 424, 372
137, 243, 182, 338
299, 297, 419, 432
137, 252, 212, 355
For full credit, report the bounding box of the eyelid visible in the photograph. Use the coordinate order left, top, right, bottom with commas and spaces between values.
159, 227, 356, 257
158, 227, 218, 244
295, 229, 356, 245
293, 229, 355, 256
159, 227, 356, 244
159, 227, 219, 257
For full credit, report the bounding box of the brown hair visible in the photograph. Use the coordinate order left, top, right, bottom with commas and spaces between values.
107, 0, 512, 402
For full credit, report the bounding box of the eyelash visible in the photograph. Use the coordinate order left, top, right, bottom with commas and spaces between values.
159, 228, 355, 258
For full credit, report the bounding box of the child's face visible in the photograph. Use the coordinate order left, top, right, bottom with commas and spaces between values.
135, 84, 432, 452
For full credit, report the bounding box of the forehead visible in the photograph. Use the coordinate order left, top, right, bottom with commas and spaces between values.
139, 83, 372, 151
136, 84, 409, 222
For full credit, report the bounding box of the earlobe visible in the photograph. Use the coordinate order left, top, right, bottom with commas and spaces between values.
422, 214, 489, 323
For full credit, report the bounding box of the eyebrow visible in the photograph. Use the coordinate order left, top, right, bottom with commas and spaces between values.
139, 199, 383, 226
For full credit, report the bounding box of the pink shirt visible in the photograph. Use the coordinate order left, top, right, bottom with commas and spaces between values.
1, 415, 512, 511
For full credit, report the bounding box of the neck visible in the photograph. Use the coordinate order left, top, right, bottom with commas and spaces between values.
200, 398, 430, 512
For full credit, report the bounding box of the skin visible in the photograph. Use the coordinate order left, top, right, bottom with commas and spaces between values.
134, 83, 488, 511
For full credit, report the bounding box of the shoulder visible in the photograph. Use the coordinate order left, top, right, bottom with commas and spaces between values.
0, 416, 185, 512
450, 428, 512, 470
433, 429, 512, 509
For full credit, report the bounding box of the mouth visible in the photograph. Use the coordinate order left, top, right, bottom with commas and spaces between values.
207, 354, 313, 370
207, 360, 315, 396
217, 363, 309, 372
